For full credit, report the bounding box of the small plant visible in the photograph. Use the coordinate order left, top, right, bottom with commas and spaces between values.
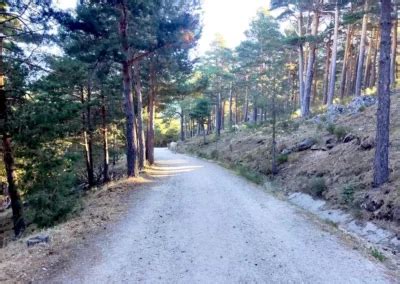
342, 184, 355, 205
358, 105, 366, 112
326, 123, 336, 135
334, 125, 348, 140
237, 165, 264, 185
307, 177, 327, 197
210, 149, 219, 160
370, 248, 386, 262
277, 154, 289, 165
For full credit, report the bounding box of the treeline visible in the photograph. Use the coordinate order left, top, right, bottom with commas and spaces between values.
0, 0, 200, 236
170, 1, 395, 187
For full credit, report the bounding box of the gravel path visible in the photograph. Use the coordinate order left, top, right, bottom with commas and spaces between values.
50, 148, 395, 284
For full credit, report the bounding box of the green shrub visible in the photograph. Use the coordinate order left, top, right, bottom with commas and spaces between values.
210, 149, 219, 159
307, 177, 327, 197
358, 105, 366, 112
334, 126, 348, 140
342, 184, 355, 205
277, 154, 289, 165
326, 123, 336, 134
26, 170, 79, 228
237, 166, 264, 185
370, 248, 386, 262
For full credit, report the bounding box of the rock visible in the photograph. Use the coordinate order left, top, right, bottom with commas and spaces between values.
277, 143, 287, 153
326, 144, 335, 150
363, 198, 384, 212
295, 138, 316, 152
343, 134, 357, 143
281, 148, 292, 155
393, 206, 400, 224
325, 138, 335, 145
360, 136, 375, 150
27, 235, 49, 247
348, 95, 377, 114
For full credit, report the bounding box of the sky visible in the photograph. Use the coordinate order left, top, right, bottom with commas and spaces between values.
56, 0, 270, 54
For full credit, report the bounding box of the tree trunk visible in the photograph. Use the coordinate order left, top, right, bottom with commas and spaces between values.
364, 28, 375, 88
322, 37, 332, 104
369, 28, 380, 88
298, 10, 305, 111
216, 93, 221, 136
119, 2, 138, 177
355, 0, 370, 97
303, 10, 319, 117
180, 111, 185, 142
244, 86, 249, 122
101, 90, 110, 183
81, 86, 95, 187
391, 5, 398, 86
146, 62, 155, 165
271, 83, 278, 176
229, 83, 233, 128
235, 92, 239, 125
327, 3, 340, 105
133, 62, 145, 170
373, 0, 392, 187
339, 25, 353, 99
253, 102, 258, 123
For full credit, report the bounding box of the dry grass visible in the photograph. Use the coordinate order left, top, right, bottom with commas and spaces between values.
0, 159, 160, 283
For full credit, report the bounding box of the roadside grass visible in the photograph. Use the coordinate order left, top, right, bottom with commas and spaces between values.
370, 248, 386, 262
236, 165, 264, 185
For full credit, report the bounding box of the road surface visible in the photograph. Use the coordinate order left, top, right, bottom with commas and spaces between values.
51, 148, 394, 284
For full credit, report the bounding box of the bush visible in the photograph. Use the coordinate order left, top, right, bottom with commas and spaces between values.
210, 149, 219, 159
277, 154, 289, 165
326, 123, 336, 135
307, 177, 327, 197
342, 184, 355, 205
334, 126, 348, 140
26, 170, 79, 228
237, 166, 264, 185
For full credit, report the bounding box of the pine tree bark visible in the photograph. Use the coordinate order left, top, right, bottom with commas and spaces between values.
355, 0, 370, 97
303, 10, 319, 117
327, 3, 340, 105
228, 83, 233, 128
369, 28, 380, 88
146, 62, 155, 165
216, 93, 221, 136
391, 5, 398, 86
339, 25, 353, 99
81, 85, 95, 187
322, 37, 332, 104
133, 62, 145, 170
101, 90, 110, 183
373, 0, 392, 187
119, 1, 138, 177
364, 28, 375, 88
298, 10, 305, 111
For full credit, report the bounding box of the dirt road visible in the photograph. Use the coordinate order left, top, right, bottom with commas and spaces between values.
50, 148, 394, 283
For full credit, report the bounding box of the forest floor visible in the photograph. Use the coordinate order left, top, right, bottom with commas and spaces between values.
180, 93, 400, 243
0, 157, 157, 282
45, 149, 397, 283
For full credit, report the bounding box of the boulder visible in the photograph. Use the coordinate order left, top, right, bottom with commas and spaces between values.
295, 138, 316, 152
281, 148, 292, 155
343, 133, 357, 143
348, 95, 377, 113
27, 235, 49, 247
360, 136, 375, 150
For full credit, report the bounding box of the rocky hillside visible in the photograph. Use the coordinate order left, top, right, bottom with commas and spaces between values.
180, 94, 400, 236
